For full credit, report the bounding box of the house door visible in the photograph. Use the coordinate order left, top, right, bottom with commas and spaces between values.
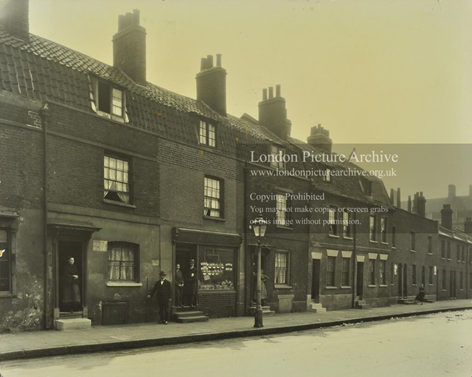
58, 241, 84, 314
403, 265, 408, 297
356, 262, 364, 299
176, 244, 197, 306
311, 259, 321, 302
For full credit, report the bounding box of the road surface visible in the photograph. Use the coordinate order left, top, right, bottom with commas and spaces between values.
1, 310, 471, 377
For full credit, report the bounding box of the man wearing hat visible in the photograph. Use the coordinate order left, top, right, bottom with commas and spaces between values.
148, 271, 172, 324
187, 259, 198, 308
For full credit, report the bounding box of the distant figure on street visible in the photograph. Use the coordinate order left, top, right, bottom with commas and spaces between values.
62, 256, 80, 313
148, 271, 172, 324
415, 284, 426, 305
187, 259, 198, 308
175, 264, 185, 308
253, 269, 270, 306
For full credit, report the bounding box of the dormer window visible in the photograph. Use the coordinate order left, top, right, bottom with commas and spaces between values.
199, 120, 216, 147
359, 176, 372, 196
89, 76, 128, 122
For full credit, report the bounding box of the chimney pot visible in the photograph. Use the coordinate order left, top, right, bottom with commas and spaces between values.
268, 87, 274, 99
133, 9, 140, 25
263, 88, 268, 101
276, 85, 281, 97
125, 12, 133, 28
207, 55, 213, 68
408, 195, 412, 212
216, 54, 222, 67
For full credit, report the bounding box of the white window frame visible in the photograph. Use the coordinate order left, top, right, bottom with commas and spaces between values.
199, 120, 216, 147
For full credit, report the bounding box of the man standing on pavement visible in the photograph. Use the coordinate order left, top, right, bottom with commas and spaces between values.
148, 271, 172, 324
175, 264, 184, 308
187, 259, 198, 308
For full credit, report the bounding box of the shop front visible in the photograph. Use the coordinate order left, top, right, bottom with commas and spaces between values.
172, 228, 242, 318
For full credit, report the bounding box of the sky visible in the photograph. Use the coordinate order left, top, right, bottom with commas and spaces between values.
27, 0, 472, 199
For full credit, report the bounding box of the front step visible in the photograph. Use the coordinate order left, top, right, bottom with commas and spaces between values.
55, 318, 91, 331
173, 308, 209, 323
309, 302, 327, 313
249, 305, 275, 316
355, 300, 371, 309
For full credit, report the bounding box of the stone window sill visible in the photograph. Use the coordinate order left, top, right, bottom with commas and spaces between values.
341, 286, 351, 289
410, 249, 416, 252
369, 240, 378, 244
343, 236, 353, 240
392, 246, 396, 250
203, 216, 226, 222
103, 199, 136, 209
106, 282, 142, 287
379, 284, 388, 288
368, 284, 377, 288
328, 234, 340, 239
274, 284, 292, 289
0, 292, 17, 298
381, 242, 388, 245
325, 286, 337, 290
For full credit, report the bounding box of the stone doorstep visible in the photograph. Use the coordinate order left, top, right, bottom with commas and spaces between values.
309, 303, 327, 313
55, 318, 92, 331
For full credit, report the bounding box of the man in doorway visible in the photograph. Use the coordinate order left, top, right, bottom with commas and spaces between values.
148, 271, 172, 324
175, 264, 184, 308
187, 259, 198, 308
62, 256, 80, 313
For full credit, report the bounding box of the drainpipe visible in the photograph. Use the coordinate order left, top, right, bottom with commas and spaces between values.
351, 212, 357, 308
40, 103, 50, 329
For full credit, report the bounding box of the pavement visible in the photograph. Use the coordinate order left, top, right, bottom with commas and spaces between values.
0, 300, 471, 362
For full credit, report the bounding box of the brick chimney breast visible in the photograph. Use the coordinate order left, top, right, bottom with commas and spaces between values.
196, 54, 227, 116
441, 204, 453, 230
113, 9, 147, 85
258, 86, 288, 140
0, 0, 30, 43
307, 124, 332, 154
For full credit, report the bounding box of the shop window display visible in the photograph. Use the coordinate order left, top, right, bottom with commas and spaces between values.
199, 247, 235, 290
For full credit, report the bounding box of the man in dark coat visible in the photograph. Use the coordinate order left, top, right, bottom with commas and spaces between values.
148, 271, 172, 324
62, 256, 80, 313
187, 259, 198, 307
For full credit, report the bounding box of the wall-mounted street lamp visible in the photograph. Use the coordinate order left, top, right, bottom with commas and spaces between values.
250, 213, 268, 328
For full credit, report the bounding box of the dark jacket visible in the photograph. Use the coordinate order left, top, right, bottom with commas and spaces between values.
175, 270, 185, 286
150, 279, 172, 301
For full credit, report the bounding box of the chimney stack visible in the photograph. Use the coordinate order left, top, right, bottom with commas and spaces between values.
0, 0, 30, 43
408, 195, 412, 212
307, 124, 333, 154
396, 188, 401, 208
113, 9, 147, 85
448, 184, 456, 200
464, 217, 472, 235
259, 85, 289, 140
441, 204, 453, 230
196, 54, 227, 116
417, 192, 426, 217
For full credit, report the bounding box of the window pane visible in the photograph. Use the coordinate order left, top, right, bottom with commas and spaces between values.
199, 248, 235, 290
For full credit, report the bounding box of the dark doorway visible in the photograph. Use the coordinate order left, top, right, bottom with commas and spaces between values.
59, 241, 83, 313
403, 265, 408, 297
356, 262, 364, 299
398, 263, 403, 297
311, 259, 321, 302
176, 244, 197, 306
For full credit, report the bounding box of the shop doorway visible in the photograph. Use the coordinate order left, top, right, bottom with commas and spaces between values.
356, 262, 364, 299
311, 259, 321, 302
58, 241, 84, 313
176, 244, 197, 306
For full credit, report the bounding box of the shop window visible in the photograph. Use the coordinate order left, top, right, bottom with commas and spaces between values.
380, 217, 387, 243
326, 256, 336, 286
412, 265, 417, 285
104, 155, 130, 204
343, 211, 352, 238
199, 120, 216, 147
275, 193, 290, 226
274, 252, 289, 285
204, 177, 223, 218
107, 242, 138, 281
341, 258, 350, 286
429, 266, 434, 285
328, 206, 338, 236
410, 232, 416, 251
0, 230, 11, 292
369, 259, 375, 285
199, 247, 235, 290
270, 145, 285, 170
380, 260, 386, 285
369, 215, 377, 241
441, 240, 446, 259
